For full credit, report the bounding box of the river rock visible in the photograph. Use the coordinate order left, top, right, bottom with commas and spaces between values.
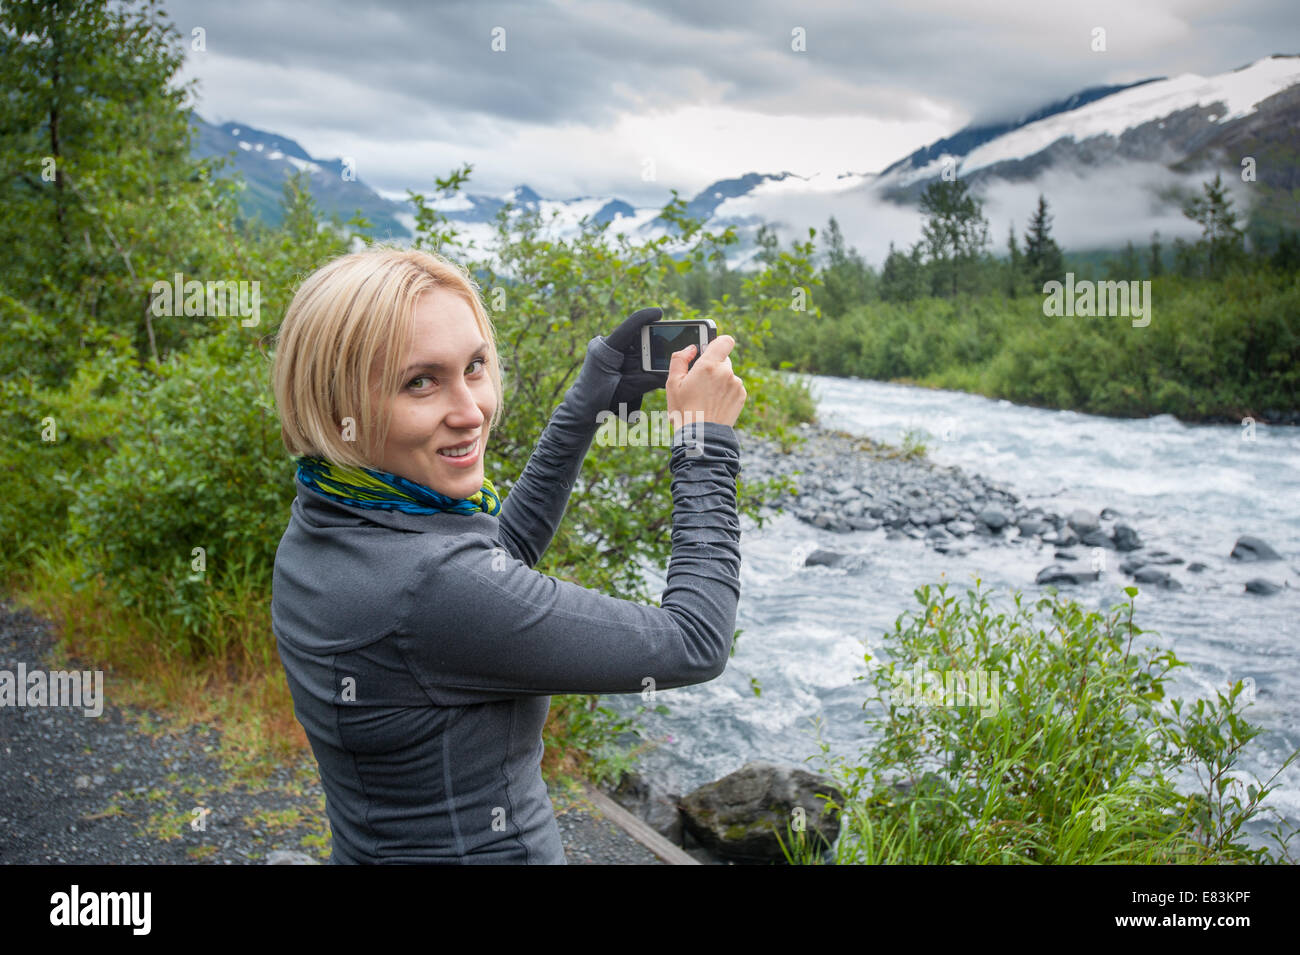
678, 761, 843, 863
979, 506, 1009, 531
610, 771, 684, 843
947, 520, 975, 537
811, 512, 851, 533
1067, 509, 1099, 535
1133, 567, 1182, 590
1231, 537, 1282, 562
1017, 518, 1048, 537
804, 548, 848, 568
1079, 529, 1116, 550
1145, 550, 1184, 565
1036, 565, 1100, 585
1047, 526, 1079, 547
1112, 524, 1142, 551
1124, 552, 1182, 574
847, 516, 880, 531
1245, 579, 1283, 595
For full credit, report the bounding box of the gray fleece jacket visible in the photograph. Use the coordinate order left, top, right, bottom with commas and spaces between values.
271, 334, 742, 864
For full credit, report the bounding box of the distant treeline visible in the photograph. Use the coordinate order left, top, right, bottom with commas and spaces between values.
660, 176, 1300, 421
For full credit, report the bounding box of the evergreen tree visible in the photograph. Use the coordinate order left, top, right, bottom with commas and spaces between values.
1172, 236, 1199, 277
1106, 240, 1141, 279
0, 0, 243, 379
1149, 230, 1164, 277
1183, 173, 1245, 277
819, 215, 873, 315
1270, 230, 1300, 273
1005, 222, 1022, 298
880, 240, 926, 303
1023, 194, 1065, 292
918, 178, 990, 297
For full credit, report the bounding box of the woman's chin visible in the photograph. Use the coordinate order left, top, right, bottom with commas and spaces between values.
433, 464, 483, 497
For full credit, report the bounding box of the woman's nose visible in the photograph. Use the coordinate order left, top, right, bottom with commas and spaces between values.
444, 375, 486, 424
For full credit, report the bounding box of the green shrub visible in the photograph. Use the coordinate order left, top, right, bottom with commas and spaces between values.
64, 328, 293, 654
788, 580, 1299, 864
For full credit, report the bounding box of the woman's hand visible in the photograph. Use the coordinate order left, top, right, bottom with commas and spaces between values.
666, 335, 746, 432
600, 306, 669, 421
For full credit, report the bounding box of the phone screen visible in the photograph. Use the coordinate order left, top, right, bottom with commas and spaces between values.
647, 323, 702, 372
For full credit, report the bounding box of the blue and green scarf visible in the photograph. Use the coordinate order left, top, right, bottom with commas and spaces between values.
296, 455, 501, 517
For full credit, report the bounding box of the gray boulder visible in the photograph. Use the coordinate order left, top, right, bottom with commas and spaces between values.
1079, 529, 1116, 550
1245, 579, 1283, 595
1036, 565, 1100, 585
811, 512, 851, 533
610, 771, 684, 843
1112, 524, 1142, 551
1231, 537, 1282, 562
679, 761, 843, 863
804, 548, 848, 568
979, 507, 1009, 531
1133, 567, 1182, 590
1067, 509, 1099, 535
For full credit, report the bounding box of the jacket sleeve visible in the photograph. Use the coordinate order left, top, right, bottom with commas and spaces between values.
494, 334, 622, 569
394, 420, 742, 705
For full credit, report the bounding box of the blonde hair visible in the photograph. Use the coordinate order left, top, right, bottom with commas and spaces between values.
272, 245, 504, 469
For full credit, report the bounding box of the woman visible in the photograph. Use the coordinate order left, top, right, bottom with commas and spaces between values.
270, 246, 746, 864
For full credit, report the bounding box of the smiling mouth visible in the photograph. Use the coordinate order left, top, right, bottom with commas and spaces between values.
437, 438, 478, 458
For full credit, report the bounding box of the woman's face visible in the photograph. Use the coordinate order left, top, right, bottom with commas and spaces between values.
371, 289, 496, 500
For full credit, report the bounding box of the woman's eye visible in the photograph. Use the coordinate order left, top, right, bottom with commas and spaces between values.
407, 360, 485, 392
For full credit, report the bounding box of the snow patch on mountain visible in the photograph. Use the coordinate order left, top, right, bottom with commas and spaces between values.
959, 55, 1300, 177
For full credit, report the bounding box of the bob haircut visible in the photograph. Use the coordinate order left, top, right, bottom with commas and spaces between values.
272, 245, 504, 470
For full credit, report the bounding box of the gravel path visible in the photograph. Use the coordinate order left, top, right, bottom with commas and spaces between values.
0, 598, 664, 865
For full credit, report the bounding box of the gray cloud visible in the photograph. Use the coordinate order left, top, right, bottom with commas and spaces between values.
161, 0, 1299, 202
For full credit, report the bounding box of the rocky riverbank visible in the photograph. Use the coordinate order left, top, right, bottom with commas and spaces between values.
735, 421, 1294, 596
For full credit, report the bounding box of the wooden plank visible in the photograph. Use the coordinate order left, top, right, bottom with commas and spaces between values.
582, 784, 701, 865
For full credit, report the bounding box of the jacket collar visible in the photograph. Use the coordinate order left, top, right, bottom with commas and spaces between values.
294, 478, 500, 535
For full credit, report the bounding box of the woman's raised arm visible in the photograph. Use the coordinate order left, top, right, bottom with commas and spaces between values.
494, 334, 624, 568
394, 420, 741, 705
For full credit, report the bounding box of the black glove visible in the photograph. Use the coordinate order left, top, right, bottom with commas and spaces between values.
601, 306, 671, 422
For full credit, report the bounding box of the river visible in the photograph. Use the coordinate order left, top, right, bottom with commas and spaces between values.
607, 371, 1300, 850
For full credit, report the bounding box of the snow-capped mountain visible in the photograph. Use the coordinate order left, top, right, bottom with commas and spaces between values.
189, 117, 411, 238
875, 54, 1300, 197
191, 54, 1300, 267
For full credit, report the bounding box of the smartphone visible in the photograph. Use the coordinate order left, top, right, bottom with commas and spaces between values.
641, 319, 717, 373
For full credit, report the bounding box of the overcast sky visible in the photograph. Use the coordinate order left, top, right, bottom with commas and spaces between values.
161, 0, 1299, 201
155, 0, 1299, 261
